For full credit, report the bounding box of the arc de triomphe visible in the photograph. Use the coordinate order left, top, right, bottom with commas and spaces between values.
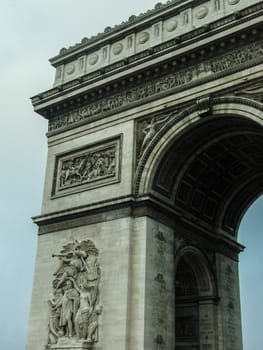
27, 1, 263, 349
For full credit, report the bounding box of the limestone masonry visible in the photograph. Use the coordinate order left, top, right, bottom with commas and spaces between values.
27, 1, 263, 349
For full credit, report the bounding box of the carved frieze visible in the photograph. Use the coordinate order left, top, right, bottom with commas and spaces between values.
49, 40, 263, 133
46, 240, 102, 349
52, 136, 121, 197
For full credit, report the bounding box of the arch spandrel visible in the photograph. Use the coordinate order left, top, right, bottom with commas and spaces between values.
135, 96, 263, 238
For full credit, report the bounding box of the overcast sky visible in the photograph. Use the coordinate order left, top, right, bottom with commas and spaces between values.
0, 1, 262, 349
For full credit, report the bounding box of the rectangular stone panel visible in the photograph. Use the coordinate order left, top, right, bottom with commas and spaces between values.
51, 136, 122, 197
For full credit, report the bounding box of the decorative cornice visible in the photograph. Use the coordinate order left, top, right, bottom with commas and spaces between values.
33, 195, 136, 225
33, 193, 243, 256
50, 0, 262, 63
46, 36, 263, 134
53, 0, 186, 59
39, 1, 263, 89
32, 8, 263, 114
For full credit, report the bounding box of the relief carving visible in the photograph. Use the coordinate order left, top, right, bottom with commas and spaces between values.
214, 0, 221, 10
138, 31, 150, 44
46, 240, 102, 349
136, 113, 171, 160
165, 19, 178, 32
59, 149, 115, 188
49, 40, 263, 132
88, 54, 99, 66
52, 137, 121, 197
154, 334, 166, 349
235, 82, 263, 102
195, 6, 209, 20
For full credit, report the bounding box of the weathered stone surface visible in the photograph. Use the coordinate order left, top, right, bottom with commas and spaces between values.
27, 1, 263, 349
27, 218, 133, 350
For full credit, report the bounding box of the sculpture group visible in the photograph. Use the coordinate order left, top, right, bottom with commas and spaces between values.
59, 149, 116, 189
46, 240, 101, 348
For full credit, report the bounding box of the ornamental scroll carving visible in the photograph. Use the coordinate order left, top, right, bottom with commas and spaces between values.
49, 40, 263, 132
52, 137, 121, 197
46, 240, 102, 349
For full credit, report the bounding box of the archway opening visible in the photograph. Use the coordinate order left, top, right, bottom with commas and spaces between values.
147, 112, 263, 349
238, 196, 263, 349
175, 248, 216, 350
152, 116, 263, 237
175, 258, 200, 350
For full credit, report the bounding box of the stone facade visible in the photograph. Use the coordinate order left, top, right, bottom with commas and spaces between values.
27, 1, 263, 349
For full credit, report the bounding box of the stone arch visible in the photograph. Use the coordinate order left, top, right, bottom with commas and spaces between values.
135, 96, 263, 238
174, 244, 218, 349
175, 244, 217, 298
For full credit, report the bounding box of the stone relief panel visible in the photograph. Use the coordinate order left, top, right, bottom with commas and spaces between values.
52, 136, 121, 197
136, 112, 172, 162
46, 240, 102, 349
49, 39, 263, 133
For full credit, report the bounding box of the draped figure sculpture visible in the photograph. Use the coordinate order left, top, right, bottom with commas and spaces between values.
46, 240, 101, 349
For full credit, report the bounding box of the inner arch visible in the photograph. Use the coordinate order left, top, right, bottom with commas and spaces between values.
152, 116, 263, 238
174, 247, 216, 350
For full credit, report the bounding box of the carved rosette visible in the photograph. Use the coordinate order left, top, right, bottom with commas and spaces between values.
45, 240, 102, 349
52, 136, 121, 197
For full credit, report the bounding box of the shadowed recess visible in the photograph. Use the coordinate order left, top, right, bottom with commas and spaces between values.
153, 116, 263, 237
